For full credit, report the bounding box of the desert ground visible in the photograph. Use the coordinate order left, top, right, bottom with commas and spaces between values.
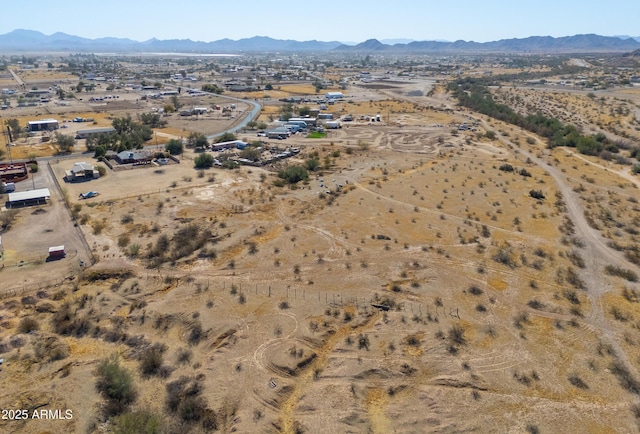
1, 63, 640, 434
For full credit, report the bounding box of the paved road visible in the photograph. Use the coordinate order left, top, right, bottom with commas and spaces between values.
158, 83, 262, 140
207, 94, 261, 140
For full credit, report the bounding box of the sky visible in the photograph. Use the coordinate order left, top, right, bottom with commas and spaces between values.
1, 0, 638, 44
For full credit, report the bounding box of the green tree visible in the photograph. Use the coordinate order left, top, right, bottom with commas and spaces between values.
240, 147, 261, 162
201, 83, 224, 94
163, 104, 175, 114
171, 94, 182, 110
305, 158, 320, 171
139, 112, 167, 128
165, 139, 183, 155
298, 105, 311, 117
278, 165, 308, 184
5, 118, 22, 137
194, 153, 214, 169
76, 81, 84, 93
214, 132, 236, 143
95, 355, 137, 416
111, 116, 153, 151
187, 132, 209, 150
280, 103, 293, 121
54, 133, 76, 153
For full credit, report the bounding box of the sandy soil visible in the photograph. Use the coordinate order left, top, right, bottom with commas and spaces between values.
2, 72, 640, 434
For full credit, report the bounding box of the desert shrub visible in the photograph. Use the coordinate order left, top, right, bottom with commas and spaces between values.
468, 285, 483, 296
279, 301, 290, 310
499, 163, 514, 172
166, 376, 214, 427
9, 335, 25, 348
139, 343, 166, 377
493, 245, 517, 268
623, 287, 640, 303
610, 307, 630, 322
176, 348, 192, 365
51, 303, 92, 337
406, 334, 421, 347
566, 250, 585, 269
526, 424, 540, 434
113, 410, 162, 434
118, 233, 131, 248
527, 299, 545, 310
568, 374, 589, 389
610, 360, 640, 395
35, 302, 56, 313
448, 325, 467, 346
529, 189, 545, 200
358, 334, 370, 351
34, 335, 69, 362
277, 165, 308, 184
95, 355, 137, 416
563, 289, 581, 305
194, 153, 214, 169
514, 312, 530, 329
21, 295, 37, 305
187, 321, 205, 346
17, 317, 40, 333
604, 265, 638, 282
565, 266, 586, 289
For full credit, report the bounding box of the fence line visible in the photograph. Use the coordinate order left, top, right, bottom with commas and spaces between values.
0, 276, 72, 300
48, 161, 95, 264
79, 182, 210, 204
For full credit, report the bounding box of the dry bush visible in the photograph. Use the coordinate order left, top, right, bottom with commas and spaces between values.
17, 317, 40, 334
139, 343, 167, 377
34, 335, 69, 362
51, 303, 92, 337
166, 376, 215, 428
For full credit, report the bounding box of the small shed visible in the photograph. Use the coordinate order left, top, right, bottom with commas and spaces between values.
48, 245, 66, 260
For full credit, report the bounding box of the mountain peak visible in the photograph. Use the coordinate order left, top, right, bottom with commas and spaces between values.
0, 30, 638, 54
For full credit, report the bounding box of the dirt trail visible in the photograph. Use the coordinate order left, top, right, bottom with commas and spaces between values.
279, 312, 380, 433
386, 83, 640, 398
561, 148, 640, 189
494, 130, 640, 389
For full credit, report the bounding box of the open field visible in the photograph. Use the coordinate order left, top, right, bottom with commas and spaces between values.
2, 62, 640, 433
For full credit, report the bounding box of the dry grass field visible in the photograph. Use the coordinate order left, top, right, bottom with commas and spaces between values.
2, 71, 640, 434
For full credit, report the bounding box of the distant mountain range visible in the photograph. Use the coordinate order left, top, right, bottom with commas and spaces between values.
1, 30, 639, 54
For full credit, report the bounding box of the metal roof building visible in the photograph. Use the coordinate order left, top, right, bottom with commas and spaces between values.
27, 119, 59, 132
75, 127, 116, 139
7, 188, 51, 207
